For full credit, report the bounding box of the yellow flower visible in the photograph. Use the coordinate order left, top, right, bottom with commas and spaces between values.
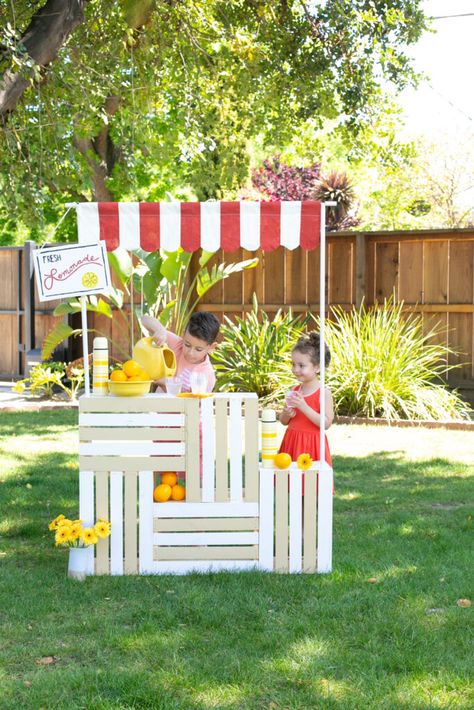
12, 381, 26, 394
48, 514, 65, 531
297, 453, 313, 470
55, 525, 72, 546
69, 522, 83, 541
94, 520, 111, 538
57, 518, 72, 527
81, 528, 99, 546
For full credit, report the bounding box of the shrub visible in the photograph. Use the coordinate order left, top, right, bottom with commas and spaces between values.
318, 300, 472, 421
12, 359, 85, 401
212, 296, 308, 404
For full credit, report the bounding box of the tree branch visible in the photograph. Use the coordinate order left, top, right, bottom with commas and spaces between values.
0, 0, 88, 118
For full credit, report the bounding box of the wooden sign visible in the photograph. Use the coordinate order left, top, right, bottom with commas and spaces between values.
33, 242, 111, 302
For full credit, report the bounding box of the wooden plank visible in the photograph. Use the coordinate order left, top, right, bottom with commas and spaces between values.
448, 313, 473, 378
79, 427, 185, 441
214, 397, 228, 502
449, 241, 474, 303
285, 248, 307, 305
154, 546, 259, 561
264, 247, 285, 305
375, 242, 399, 300
423, 240, 448, 304
399, 242, 423, 303
139, 471, 154, 574
307, 245, 321, 305
153, 501, 259, 517
154, 531, 259, 546
153, 560, 257, 574
79, 413, 184, 427
110, 472, 124, 575
154, 517, 259, 532
200, 397, 215, 503
229, 397, 243, 502
355, 233, 366, 308
243, 248, 264, 307
80, 442, 184, 456
79, 470, 95, 575
303, 470, 317, 573
184, 398, 200, 502
244, 397, 259, 502
317, 466, 333, 573
275, 471, 289, 572
95, 472, 110, 575
79, 396, 187, 413
124, 473, 138, 574
259, 468, 274, 571
79, 456, 185, 472
289, 471, 302, 573
223, 248, 244, 305
0, 314, 17, 376
328, 238, 353, 305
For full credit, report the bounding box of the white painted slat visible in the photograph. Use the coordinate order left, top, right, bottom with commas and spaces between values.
110, 472, 124, 575
79, 413, 184, 427
139, 471, 154, 574
80, 426, 185, 441
244, 397, 259, 502
118, 202, 140, 250
76, 202, 99, 243
280, 201, 302, 249
152, 560, 258, 575
289, 470, 303, 573
259, 467, 274, 571
200, 397, 215, 502
200, 201, 221, 252
154, 531, 258, 546
80, 442, 184, 456
160, 202, 181, 251
79, 395, 186, 413
79, 470, 95, 575
317, 465, 333, 573
240, 201, 260, 250
80, 456, 185, 472
153, 502, 258, 517
229, 396, 243, 502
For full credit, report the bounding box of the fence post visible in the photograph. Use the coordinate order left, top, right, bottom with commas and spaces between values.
22, 241, 37, 376
355, 233, 366, 309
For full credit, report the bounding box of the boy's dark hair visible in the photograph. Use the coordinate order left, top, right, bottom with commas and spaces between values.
186, 311, 220, 344
293, 331, 331, 367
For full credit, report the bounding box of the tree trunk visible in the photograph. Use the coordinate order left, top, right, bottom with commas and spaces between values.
0, 0, 88, 118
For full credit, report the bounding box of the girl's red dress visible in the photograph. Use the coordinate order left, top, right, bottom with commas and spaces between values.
278, 386, 332, 466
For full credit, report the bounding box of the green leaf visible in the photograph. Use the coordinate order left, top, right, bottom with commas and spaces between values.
41, 324, 82, 360
108, 248, 133, 286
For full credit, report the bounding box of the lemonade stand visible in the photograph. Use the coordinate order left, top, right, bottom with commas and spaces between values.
46, 201, 334, 576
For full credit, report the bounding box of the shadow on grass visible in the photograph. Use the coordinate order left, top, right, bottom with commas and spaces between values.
0, 414, 473, 708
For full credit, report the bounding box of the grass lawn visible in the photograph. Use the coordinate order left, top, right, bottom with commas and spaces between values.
0, 410, 473, 709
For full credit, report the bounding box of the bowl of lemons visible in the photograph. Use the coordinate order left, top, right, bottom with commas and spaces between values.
108, 360, 152, 397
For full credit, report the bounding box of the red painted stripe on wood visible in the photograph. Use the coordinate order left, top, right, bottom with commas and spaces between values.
98, 202, 120, 251
139, 202, 160, 252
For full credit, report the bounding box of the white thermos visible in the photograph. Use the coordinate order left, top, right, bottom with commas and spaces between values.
261, 408, 278, 468
92, 337, 109, 395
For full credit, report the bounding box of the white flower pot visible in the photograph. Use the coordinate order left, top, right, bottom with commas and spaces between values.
68, 547, 92, 581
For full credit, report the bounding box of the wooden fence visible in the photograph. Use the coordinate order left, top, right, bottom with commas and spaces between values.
1, 229, 473, 401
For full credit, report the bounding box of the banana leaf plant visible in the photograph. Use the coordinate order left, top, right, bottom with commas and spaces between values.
42, 247, 258, 360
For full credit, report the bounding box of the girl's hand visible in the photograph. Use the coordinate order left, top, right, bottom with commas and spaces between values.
281, 405, 296, 419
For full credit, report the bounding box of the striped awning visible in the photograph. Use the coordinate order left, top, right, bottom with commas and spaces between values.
76, 201, 322, 252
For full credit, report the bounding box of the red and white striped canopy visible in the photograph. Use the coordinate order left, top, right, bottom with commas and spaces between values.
76, 201, 322, 252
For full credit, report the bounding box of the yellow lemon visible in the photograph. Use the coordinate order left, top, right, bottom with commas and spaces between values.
122, 360, 142, 378
110, 369, 127, 382
161, 472, 178, 487
274, 452, 292, 469
153, 484, 172, 503
170, 484, 185, 501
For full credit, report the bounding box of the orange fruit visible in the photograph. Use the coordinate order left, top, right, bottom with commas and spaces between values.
127, 375, 142, 381
161, 472, 178, 487
274, 452, 292, 469
170, 484, 185, 501
110, 369, 127, 382
153, 483, 172, 502
122, 359, 142, 378
137, 368, 150, 381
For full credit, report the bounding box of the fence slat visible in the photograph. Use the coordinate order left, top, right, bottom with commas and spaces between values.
154, 517, 259, 532
317, 465, 333, 573
124, 473, 138, 574
201, 397, 215, 502
215, 397, 228, 501
110, 472, 124, 575
229, 397, 243, 502
303, 470, 317, 573
154, 531, 258, 546
79, 470, 95, 574
289, 470, 302, 573
95, 472, 110, 574
139, 471, 154, 574
244, 397, 259, 502
275, 471, 289, 572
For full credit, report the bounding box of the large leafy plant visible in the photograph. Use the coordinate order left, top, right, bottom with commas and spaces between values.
212, 296, 308, 404
319, 299, 472, 421
42, 248, 257, 359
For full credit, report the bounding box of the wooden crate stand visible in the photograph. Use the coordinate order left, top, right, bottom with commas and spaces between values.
78, 393, 333, 575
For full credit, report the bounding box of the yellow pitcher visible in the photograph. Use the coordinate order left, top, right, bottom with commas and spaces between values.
132, 337, 177, 380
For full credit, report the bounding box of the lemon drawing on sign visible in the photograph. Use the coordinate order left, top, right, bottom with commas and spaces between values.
82, 271, 99, 288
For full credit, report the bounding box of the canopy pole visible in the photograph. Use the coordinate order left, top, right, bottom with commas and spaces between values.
319, 204, 326, 471
81, 296, 90, 396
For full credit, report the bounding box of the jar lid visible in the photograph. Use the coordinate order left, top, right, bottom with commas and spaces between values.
93, 337, 108, 348
261, 408, 276, 422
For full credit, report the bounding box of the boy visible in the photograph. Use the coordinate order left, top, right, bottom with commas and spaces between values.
141, 312, 220, 393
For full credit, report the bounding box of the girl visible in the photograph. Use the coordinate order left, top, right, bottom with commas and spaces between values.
278, 332, 334, 466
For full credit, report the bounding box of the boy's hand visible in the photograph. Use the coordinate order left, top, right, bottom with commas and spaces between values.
141, 315, 167, 346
